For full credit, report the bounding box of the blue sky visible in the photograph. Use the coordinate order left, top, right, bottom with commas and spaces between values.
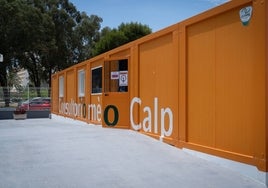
70, 0, 229, 32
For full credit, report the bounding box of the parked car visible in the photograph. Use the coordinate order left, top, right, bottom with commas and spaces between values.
19, 97, 51, 111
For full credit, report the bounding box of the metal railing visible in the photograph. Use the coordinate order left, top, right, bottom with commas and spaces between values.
0, 86, 50, 109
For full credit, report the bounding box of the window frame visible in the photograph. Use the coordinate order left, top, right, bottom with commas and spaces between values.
78, 69, 85, 97
59, 76, 64, 97
91, 66, 103, 95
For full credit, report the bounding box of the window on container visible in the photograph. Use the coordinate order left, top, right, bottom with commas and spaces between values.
59, 76, 64, 97
91, 66, 102, 94
78, 69, 85, 97
104, 59, 128, 92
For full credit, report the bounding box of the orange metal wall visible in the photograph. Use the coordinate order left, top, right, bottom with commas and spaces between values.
184, 0, 266, 170
138, 32, 179, 144
51, 0, 268, 171
66, 70, 76, 102
51, 75, 59, 113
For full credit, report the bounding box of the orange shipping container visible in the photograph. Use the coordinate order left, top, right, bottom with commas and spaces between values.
51, 0, 268, 184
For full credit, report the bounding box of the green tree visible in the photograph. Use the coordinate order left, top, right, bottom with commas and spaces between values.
118, 22, 152, 41
24, 0, 103, 91
0, 0, 103, 103
0, 1, 150, 106
15, 0, 56, 96
74, 13, 103, 62
92, 22, 152, 56
0, 0, 26, 106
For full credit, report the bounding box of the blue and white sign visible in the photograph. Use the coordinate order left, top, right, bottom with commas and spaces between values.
240, 6, 253, 26
119, 71, 128, 86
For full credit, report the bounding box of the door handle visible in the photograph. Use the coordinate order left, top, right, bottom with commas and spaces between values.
105, 93, 109, 96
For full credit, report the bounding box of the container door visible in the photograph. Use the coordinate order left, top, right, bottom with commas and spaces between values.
102, 59, 130, 128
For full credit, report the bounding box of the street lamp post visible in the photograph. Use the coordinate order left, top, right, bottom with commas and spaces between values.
0, 54, 3, 62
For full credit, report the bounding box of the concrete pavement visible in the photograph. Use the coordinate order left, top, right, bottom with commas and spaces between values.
0, 117, 266, 188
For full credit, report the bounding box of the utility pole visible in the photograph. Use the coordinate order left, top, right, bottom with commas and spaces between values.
0, 54, 3, 62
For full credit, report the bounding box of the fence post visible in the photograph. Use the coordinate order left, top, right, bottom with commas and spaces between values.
27, 84, 29, 110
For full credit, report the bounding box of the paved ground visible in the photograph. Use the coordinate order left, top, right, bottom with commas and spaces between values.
0, 117, 266, 188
